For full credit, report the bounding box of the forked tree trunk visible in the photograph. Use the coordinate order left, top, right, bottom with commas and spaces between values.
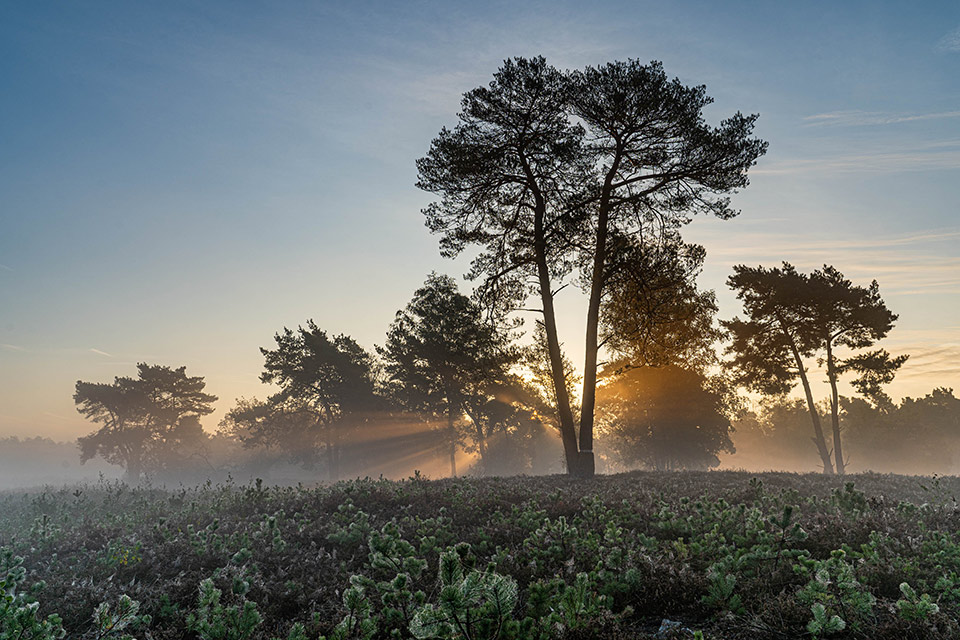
825, 341, 845, 475
790, 345, 835, 475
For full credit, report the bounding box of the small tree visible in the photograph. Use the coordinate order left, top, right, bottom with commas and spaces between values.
724, 263, 907, 474
596, 364, 734, 471
258, 321, 379, 480
807, 266, 908, 474
75, 363, 217, 481
379, 274, 515, 476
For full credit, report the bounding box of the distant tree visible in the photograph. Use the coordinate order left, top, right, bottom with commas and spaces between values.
418, 56, 766, 476
724, 264, 834, 473
602, 236, 720, 371
889, 388, 960, 471
218, 397, 321, 469
258, 321, 380, 480
809, 267, 908, 474
75, 363, 217, 482
596, 364, 734, 471
163, 414, 212, 473
728, 397, 831, 472
725, 263, 907, 475
379, 274, 515, 476
841, 388, 960, 473
520, 321, 581, 431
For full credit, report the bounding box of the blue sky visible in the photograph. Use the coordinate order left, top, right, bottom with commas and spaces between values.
1, 1, 958, 439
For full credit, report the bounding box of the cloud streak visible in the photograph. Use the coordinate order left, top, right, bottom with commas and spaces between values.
753, 140, 960, 174
891, 343, 960, 384
938, 26, 960, 52
804, 110, 960, 127
706, 228, 960, 295
89, 348, 113, 357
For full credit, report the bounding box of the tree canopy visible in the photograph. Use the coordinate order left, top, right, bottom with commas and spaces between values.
75, 363, 217, 481
601, 236, 720, 371
596, 364, 734, 471
379, 273, 516, 475
724, 263, 907, 475
418, 56, 766, 476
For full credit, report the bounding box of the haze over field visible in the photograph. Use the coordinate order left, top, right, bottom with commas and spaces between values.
0, 2, 958, 480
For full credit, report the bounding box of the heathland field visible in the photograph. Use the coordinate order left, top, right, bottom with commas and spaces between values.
3, 471, 960, 640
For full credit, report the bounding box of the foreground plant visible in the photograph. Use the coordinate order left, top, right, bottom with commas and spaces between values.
187, 578, 262, 640
91, 595, 150, 640
0, 548, 65, 640
410, 550, 519, 640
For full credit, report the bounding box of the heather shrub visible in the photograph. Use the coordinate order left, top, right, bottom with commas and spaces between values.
1, 471, 960, 638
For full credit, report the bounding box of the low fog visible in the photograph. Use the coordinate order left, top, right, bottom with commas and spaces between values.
3, 382, 958, 491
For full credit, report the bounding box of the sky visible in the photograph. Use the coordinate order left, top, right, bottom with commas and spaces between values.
1, 0, 958, 441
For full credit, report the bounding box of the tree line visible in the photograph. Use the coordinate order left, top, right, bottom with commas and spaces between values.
72, 56, 924, 482
76, 272, 718, 482
73, 260, 913, 482
731, 389, 960, 474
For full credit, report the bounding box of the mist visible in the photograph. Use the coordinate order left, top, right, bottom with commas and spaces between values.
5, 382, 960, 491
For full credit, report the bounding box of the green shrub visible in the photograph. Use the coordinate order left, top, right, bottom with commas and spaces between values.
91, 595, 150, 640
796, 550, 875, 633
187, 578, 262, 640
896, 582, 939, 621
409, 550, 518, 640
0, 548, 65, 640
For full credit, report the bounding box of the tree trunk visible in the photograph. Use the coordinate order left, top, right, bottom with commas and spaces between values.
464, 407, 487, 466
519, 153, 580, 476
447, 407, 457, 478
533, 207, 580, 475
578, 166, 618, 479
326, 430, 337, 482
789, 344, 835, 474
825, 341, 845, 475
475, 424, 487, 463
460, 403, 488, 462
124, 453, 143, 484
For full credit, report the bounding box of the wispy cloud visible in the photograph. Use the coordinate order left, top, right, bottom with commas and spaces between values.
938, 26, 960, 52
89, 348, 113, 358
892, 343, 960, 383
707, 228, 960, 296
803, 110, 960, 127
754, 140, 960, 174
710, 228, 960, 255
0, 344, 26, 352
0, 263, 13, 272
